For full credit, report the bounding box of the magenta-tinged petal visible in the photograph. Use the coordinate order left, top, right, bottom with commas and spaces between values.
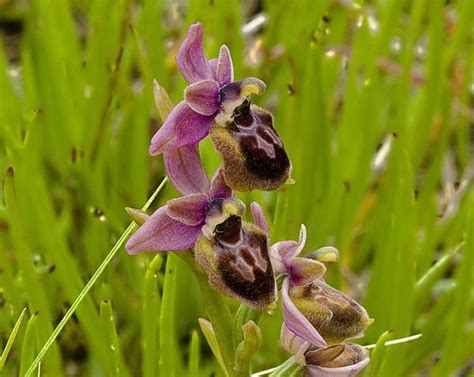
209, 168, 233, 199
184, 79, 220, 116
250, 202, 269, 234
216, 45, 233, 86
126, 206, 202, 254
149, 101, 213, 155
166, 193, 208, 226
280, 324, 310, 366
176, 22, 212, 83
305, 358, 370, 377
163, 144, 210, 195
208, 58, 218, 75
282, 278, 327, 348
273, 225, 307, 262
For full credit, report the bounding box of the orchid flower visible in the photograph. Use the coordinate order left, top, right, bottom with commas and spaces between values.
280, 324, 370, 377
150, 22, 292, 192
149, 22, 266, 156
194, 202, 276, 309
271, 226, 372, 345
125, 156, 234, 254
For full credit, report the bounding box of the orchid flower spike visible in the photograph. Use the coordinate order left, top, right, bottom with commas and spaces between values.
280, 324, 370, 377
194, 201, 276, 309
271, 226, 372, 346
150, 22, 292, 192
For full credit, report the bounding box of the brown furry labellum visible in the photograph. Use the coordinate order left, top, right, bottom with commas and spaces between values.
210, 98, 292, 192
194, 198, 276, 309
289, 279, 373, 343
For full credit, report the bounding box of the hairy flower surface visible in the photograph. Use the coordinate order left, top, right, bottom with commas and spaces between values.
194, 202, 276, 309
210, 97, 292, 191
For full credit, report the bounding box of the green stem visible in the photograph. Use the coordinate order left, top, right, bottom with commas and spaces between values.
25, 177, 168, 377
178, 252, 236, 377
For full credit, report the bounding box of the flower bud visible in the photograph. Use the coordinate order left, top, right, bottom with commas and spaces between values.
289, 279, 373, 343
305, 343, 369, 377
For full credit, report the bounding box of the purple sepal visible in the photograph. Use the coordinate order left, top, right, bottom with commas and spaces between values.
184, 79, 220, 116
149, 101, 213, 155
209, 168, 233, 199
163, 144, 210, 196
281, 278, 327, 348
125, 206, 203, 254
166, 193, 208, 226
176, 22, 212, 83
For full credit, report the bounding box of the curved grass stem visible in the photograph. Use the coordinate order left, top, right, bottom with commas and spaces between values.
25, 177, 168, 377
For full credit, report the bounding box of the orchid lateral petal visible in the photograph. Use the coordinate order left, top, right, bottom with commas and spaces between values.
149, 101, 213, 155
281, 278, 327, 348
216, 45, 233, 86
288, 257, 326, 286
209, 168, 233, 199
166, 193, 208, 226
272, 240, 299, 262
125, 206, 202, 254
184, 79, 220, 116
176, 22, 212, 83
163, 144, 210, 195
250, 202, 269, 234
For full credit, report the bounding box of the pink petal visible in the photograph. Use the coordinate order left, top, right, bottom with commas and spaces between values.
305, 358, 370, 377
184, 79, 220, 116
209, 168, 233, 199
280, 323, 310, 366
176, 22, 213, 83
163, 144, 210, 196
273, 225, 307, 262
166, 193, 208, 226
208, 58, 218, 75
149, 101, 213, 155
125, 206, 202, 254
281, 278, 327, 348
250, 202, 269, 234
216, 45, 233, 86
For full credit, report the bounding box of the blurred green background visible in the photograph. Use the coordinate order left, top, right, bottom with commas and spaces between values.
0, 0, 472, 376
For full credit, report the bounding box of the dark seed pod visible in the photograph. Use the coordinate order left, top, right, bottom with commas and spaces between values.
195, 198, 276, 309
210, 98, 292, 192
289, 279, 373, 343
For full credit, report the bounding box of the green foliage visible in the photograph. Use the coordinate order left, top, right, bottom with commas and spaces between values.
0, 0, 472, 376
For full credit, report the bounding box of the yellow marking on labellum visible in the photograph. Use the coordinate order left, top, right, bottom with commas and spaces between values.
241, 83, 265, 96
